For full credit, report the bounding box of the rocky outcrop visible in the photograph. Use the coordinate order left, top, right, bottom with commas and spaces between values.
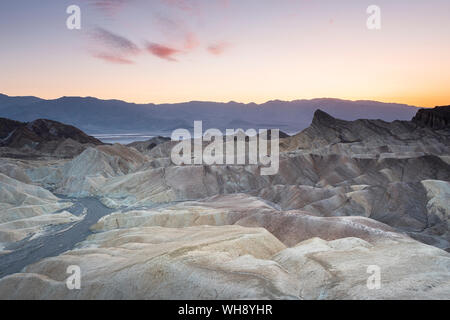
0, 118, 103, 158
412, 106, 450, 130
127, 136, 171, 154
280, 109, 450, 154
43, 144, 148, 196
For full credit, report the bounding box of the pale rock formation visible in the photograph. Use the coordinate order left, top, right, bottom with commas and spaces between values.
273, 237, 450, 299
0, 225, 297, 300
0, 224, 448, 300
422, 180, 450, 222
0, 159, 32, 183
92, 194, 405, 247
0, 173, 74, 243
31, 144, 148, 197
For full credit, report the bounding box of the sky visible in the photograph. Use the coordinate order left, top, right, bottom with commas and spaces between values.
0, 0, 449, 107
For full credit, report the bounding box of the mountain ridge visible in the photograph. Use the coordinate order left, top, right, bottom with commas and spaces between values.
0, 93, 422, 108
0, 93, 420, 135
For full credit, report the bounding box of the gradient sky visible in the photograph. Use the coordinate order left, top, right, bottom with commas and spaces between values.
0, 0, 449, 107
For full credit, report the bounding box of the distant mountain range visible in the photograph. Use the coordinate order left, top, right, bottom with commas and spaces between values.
0, 93, 420, 135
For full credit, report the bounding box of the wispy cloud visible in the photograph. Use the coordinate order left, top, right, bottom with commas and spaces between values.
146, 43, 181, 61
91, 27, 140, 54
93, 53, 135, 64
89, 27, 141, 64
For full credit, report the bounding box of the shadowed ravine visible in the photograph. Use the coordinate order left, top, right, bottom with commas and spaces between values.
0, 197, 115, 279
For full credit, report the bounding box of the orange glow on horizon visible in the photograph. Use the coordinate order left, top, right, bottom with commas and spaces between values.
1, 1, 449, 110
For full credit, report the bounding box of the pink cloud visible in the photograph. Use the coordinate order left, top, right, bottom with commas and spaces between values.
146, 43, 181, 61
207, 42, 230, 56
93, 53, 135, 64
153, 15, 200, 52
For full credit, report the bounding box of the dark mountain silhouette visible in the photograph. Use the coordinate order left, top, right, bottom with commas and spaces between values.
0, 118, 102, 158
413, 106, 450, 130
